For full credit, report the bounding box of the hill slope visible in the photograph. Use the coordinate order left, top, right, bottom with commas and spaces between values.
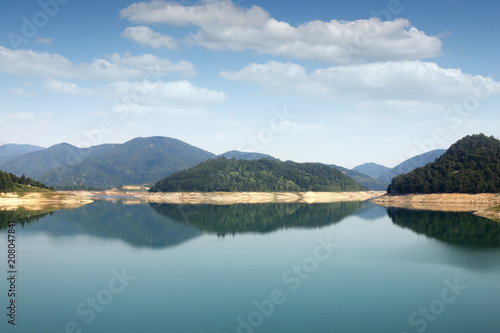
150, 158, 366, 192
39, 137, 216, 188
0, 144, 45, 157
353, 162, 390, 179
387, 134, 500, 194
377, 149, 446, 183
219, 150, 277, 160
329, 165, 388, 191
0, 169, 51, 192
0, 143, 118, 179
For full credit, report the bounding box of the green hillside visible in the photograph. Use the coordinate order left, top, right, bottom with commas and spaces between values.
219, 150, 277, 160
149, 158, 366, 192
39, 137, 216, 188
0, 142, 118, 179
0, 169, 51, 192
387, 134, 500, 194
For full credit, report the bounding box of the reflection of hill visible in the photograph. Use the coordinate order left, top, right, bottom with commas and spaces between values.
387, 208, 500, 247
352, 202, 388, 221
0, 209, 54, 230
150, 201, 363, 236
51, 200, 202, 248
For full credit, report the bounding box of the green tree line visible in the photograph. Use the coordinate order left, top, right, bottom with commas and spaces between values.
0, 169, 52, 192
150, 158, 366, 193
388, 134, 500, 194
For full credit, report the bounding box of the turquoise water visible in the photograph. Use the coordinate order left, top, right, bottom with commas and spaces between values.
1, 200, 500, 332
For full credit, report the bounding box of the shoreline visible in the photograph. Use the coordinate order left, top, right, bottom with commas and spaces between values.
372, 193, 500, 222
0, 192, 94, 211
131, 191, 386, 205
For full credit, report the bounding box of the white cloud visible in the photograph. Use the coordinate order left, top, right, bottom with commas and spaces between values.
108, 52, 196, 76
2, 112, 37, 122
7, 87, 34, 97
0, 112, 54, 142
221, 60, 500, 100
106, 80, 227, 106
115, 105, 209, 118
282, 121, 326, 134
354, 100, 446, 113
43, 78, 91, 95
122, 26, 178, 49
34, 37, 53, 45
0, 46, 196, 80
120, 0, 442, 63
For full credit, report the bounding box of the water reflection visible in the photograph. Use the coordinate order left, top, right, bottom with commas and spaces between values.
387, 208, 500, 247
150, 201, 364, 236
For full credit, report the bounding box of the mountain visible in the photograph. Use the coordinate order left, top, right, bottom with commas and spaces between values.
0, 142, 119, 179
39, 136, 216, 188
387, 134, 500, 194
329, 164, 388, 191
377, 149, 446, 183
219, 150, 277, 160
149, 158, 366, 192
0, 143, 45, 157
353, 162, 390, 179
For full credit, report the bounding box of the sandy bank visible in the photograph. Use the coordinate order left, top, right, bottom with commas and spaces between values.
132, 191, 386, 205
372, 193, 500, 221
0, 192, 94, 211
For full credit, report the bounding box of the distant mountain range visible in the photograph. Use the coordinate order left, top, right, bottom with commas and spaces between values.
353, 163, 390, 179
376, 149, 446, 183
329, 164, 388, 191
0, 136, 451, 190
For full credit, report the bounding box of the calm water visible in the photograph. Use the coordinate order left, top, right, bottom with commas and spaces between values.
1, 200, 500, 333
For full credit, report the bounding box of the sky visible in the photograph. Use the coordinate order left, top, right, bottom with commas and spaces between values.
1, 0, 499, 169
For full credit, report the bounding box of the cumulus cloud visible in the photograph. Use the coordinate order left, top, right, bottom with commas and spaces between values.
109, 52, 197, 76
221, 60, 500, 100
0, 46, 196, 80
120, 0, 442, 63
353, 100, 446, 114
7, 87, 34, 97
122, 26, 178, 49
43, 78, 92, 95
106, 80, 226, 106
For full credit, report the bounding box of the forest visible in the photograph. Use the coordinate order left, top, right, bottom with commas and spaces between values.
149, 158, 366, 192
388, 134, 500, 194
0, 169, 52, 192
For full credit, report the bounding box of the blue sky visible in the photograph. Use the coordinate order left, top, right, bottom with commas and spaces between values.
1, 0, 499, 168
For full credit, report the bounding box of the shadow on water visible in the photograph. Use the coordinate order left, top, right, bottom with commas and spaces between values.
387, 207, 500, 247
149, 201, 365, 236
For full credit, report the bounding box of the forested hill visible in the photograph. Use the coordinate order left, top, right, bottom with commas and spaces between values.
387, 134, 500, 194
149, 158, 366, 192
0, 169, 51, 192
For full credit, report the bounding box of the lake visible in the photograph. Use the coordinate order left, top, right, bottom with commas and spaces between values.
1, 199, 500, 333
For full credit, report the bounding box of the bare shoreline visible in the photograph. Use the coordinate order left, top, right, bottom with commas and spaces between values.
131, 191, 386, 205
372, 193, 500, 222
0, 192, 94, 211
